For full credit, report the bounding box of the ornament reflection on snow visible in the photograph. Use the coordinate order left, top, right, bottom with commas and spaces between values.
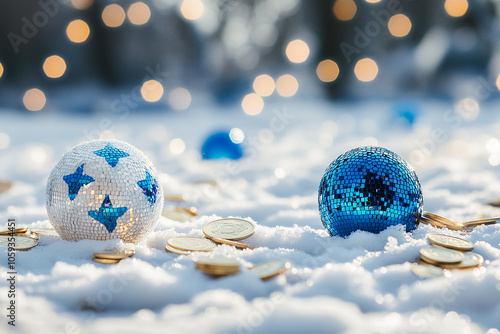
46, 139, 164, 243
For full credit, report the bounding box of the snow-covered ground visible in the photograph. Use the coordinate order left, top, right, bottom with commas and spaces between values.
1, 98, 500, 334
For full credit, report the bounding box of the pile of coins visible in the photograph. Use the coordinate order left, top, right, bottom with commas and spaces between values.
0, 226, 60, 251
412, 233, 483, 278
194, 257, 240, 276
419, 212, 500, 231
92, 249, 135, 264
165, 218, 256, 255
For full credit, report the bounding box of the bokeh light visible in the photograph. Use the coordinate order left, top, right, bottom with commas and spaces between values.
23, 89, 46, 111
242, 93, 264, 115
285, 39, 310, 63
127, 2, 151, 25
141, 80, 164, 102
354, 58, 378, 82
0, 62, 3, 79
71, 0, 93, 10
316, 60, 340, 82
333, 0, 357, 21
180, 0, 204, 21
43, 55, 67, 79
276, 74, 299, 97
169, 138, 186, 155
0, 133, 10, 150
253, 74, 275, 96
229, 128, 245, 144
444, 0, 468, 17
495, 74, 500, 91
66, 20, 90, 43
102, 4, 126, 28
365, 0, 381, 3
388, 14, 412, 37
455, 97, 479, 120
168, 87, 191, 110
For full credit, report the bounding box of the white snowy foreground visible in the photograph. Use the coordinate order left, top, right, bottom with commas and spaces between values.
1, 99, 500, 334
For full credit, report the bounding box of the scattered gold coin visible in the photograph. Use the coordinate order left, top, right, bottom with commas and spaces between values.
162, 207, 198, 222
249, 260, 291, 280
0, 181, 13, 194
422, 212, 463, 230
0, 227, 28, 236
30, 228, 59, 238
93, 249, 135, 260
420, 246, 464, 265
439, 252, 483, 270
203, 218, 255, 241
410, 263, 444, 278
208, 236, 256, 250
167, 236, 216, 252
427, 233, 473, 252
194, 256, 240, 276
0, 236, 38, 250
92, 258, 121, 264
165, 243, 190, 255
164, 194, 189, 202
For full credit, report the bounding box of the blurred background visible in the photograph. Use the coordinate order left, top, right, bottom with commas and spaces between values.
1, 0, 500, 114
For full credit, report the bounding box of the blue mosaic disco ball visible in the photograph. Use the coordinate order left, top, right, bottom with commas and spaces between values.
201, 130, 243, 160
46, 139, 164, 243
318, 146, 423, 237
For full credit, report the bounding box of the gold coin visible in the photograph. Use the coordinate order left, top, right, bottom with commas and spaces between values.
167, 236, 216, 252
208, 236, 255, 249
203, 218, 255, 241
194, 257, 240, 276
92, 258, 121, 264
410, 263, 444, 278
0, 180, 13, 194
422, 212, 463, 230
418, 215, 447, 229
164, 194, 189, 202
427, 233, 473, 251
0, 227, 28, 236
249, 260, 291, 280
461, 217, 500, 229
93, 249, 135, 260
30, 228, 59, 238
165, 243, 190, 255
0, 236, 38, 250
162, 207, 198, 222
420, 246, 464, 265
439, 252, 483, 269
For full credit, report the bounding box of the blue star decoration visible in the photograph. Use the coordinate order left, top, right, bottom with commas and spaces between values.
137, 169, 158, 206
94, 143, 130, 168
88, 195, 128, 233
63, 164, 95, 201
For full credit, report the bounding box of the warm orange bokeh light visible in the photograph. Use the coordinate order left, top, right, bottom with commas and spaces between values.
388, 14, 412, 37
141, 80, 164, 102
180, 0, 204, 20
253, 75, 275, 97
354, 58, 378, 82
66, 19, 90, 43
285, 40, 310, 64
316, 60, 340, 82
43, 55, 67, 79
127, 2, 151, 25
102, 4, 126, 28
242, 93, 264, 115
23, 89, 46, 111
71, 0, 93, 10
276, 75, 299, 97
333, 0, 357, 21
444, 0, 468, 17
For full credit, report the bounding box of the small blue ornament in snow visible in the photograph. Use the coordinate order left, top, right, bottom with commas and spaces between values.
318, 146, 423, 237
201, 130, 244, 160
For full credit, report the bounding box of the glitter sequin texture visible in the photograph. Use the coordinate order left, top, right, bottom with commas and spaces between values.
46, 139, 164, 243
318, 146, 423, 237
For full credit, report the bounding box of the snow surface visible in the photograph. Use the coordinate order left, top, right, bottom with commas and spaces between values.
1, 99, 500, 334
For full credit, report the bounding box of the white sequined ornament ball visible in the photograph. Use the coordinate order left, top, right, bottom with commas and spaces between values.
46, 139, 164, 243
